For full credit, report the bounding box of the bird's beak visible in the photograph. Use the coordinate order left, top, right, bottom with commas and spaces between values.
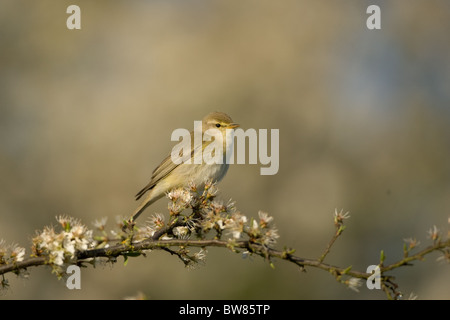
228, 123, 240, 129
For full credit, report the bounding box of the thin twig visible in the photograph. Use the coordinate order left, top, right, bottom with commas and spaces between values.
318, 228, 342, 263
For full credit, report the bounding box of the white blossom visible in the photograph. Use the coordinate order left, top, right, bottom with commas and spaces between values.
427, 225, 440, 241
227, 213, 248, 239
334, 209, 350, 224
258, 211, 274, 228
347, 277, 363, 292
193, 249, 207, 263
92, 217, 108, 230
173, 226, 190, 239
32, 216, 94, 266
148, 213, 165, 230
262, 228, 280, 246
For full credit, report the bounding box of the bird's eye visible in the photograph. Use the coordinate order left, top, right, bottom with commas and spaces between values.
215, 123, 221, 128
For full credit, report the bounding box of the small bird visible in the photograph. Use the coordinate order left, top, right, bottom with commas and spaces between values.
130, 112, 239, 222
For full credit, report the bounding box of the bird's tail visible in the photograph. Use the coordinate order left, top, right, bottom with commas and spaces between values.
131, 199, 153, 222
130, 191, 165, 222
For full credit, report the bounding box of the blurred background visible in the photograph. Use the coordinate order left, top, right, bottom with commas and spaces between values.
1, 0, 449, 299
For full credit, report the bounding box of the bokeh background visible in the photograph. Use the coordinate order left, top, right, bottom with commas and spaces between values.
1, 0, 449, 299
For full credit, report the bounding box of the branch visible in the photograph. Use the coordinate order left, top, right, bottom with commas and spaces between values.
1, 182, 448, 299
0, 257, 46, 275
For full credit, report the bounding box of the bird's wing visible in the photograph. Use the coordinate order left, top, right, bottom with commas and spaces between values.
135, 132, 201, 200
134, 154, 178, 200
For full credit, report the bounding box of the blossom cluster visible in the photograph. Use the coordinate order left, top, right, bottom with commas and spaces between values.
1, 240, 27, 290
31, 216, 94, 268
139, 181, 279, 248
0, 239, 25, 265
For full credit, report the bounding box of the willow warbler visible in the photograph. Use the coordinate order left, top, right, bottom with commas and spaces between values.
130, 112, 239, 222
